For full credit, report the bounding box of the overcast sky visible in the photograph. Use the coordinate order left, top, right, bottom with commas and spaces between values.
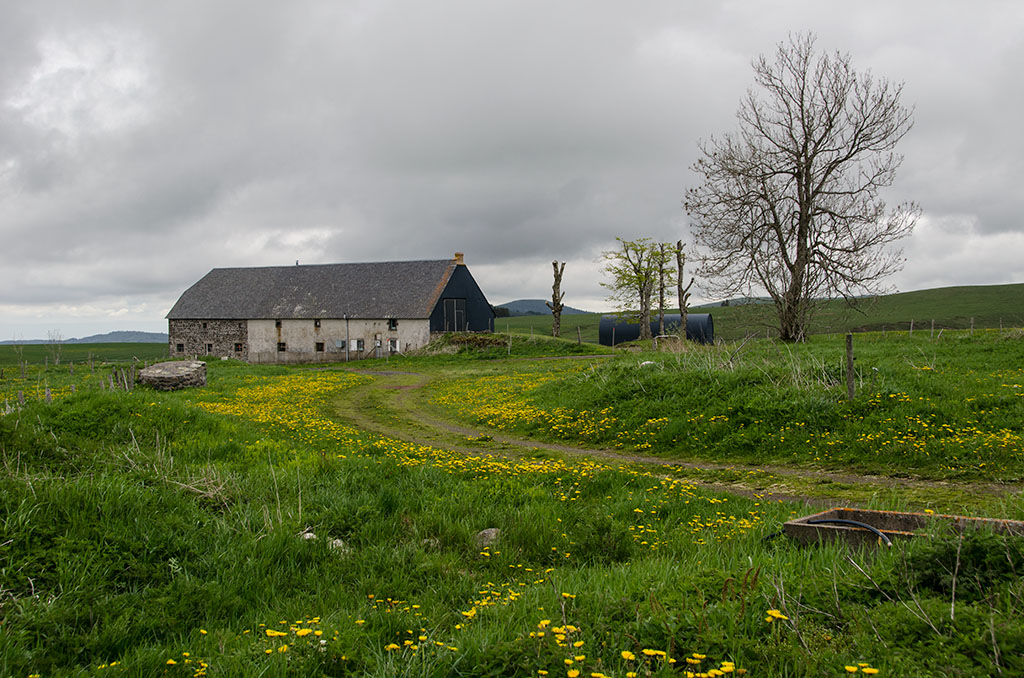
2, 1, 1022, 338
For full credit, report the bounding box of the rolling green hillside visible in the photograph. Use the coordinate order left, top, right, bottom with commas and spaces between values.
499, 282, 1024, 342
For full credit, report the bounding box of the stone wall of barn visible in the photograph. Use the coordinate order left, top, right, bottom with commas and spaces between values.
168, 319, 249, 360
247, 318, 431, 364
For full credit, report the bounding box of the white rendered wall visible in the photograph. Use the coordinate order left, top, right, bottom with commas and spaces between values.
247, 318, 430, 364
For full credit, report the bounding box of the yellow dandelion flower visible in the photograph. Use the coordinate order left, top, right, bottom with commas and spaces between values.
621, 650, 636, 660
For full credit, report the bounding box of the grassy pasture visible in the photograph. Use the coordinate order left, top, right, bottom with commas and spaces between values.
0, 342, 169, 367
501, 282, 1024, 342
0, 332, 1022, 676
432, 329, 1024, 482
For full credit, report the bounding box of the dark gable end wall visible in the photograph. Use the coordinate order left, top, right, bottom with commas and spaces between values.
429, 265, 496, 332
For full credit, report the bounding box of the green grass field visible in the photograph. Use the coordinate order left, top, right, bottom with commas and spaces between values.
2, 329, 1023, 676
431, 329, 1024, 482
0, 342, 168, 367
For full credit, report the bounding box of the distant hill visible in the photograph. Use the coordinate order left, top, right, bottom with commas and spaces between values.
498, 282, 1024, 343
1, 331, 168, 345
693, 296, 773, 308
496, 299, 590, 317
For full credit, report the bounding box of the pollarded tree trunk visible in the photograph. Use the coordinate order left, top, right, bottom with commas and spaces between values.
545, 261, 566, 338
657, 244, 666, 336
675, 240, 694, 338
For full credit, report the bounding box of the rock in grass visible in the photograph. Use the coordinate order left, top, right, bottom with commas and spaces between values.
138, 361, 207, 391
475, 528, 501, 548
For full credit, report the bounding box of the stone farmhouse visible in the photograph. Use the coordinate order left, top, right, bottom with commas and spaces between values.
166, 253, 495, 363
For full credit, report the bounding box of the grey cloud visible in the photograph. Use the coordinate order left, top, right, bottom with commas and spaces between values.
1, 0, 1023, 337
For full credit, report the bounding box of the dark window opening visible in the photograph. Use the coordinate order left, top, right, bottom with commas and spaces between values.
275, 319, 282, 328
355, 339, 365, 351
234, 343, 244, 352
238, 322, 243, 328
314, 319, 321, 329
336, 339, 346, 350
277, 342, 287, 352
388, 338, 398, 352
206, 343, 213, 354
176, 343, 184, 353
315, 342, 325, 352
388, 318, 398, 331
201, 322, 208, 329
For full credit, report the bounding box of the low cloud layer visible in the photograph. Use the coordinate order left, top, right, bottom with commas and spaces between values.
2, 1, 1022, 337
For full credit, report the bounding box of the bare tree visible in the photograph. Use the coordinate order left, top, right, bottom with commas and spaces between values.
47, 330, 63, 366
11, 336, 26, 378
545, 260, 566, 338
601, 238, 672, 340
675, 240, 695, 334
685, 33, 919, 341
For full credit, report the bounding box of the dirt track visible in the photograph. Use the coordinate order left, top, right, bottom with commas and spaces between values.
330, 365, 1021, 510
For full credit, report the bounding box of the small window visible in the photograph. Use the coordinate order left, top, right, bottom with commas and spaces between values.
234, 343, 243, 352
355, 339, 365, 351
388, 338, 399, 351
237, 322, 243, 329
201, 322, 208, 329
275, 319, 282, 328
176, 343, 184, 353
388, 318, 398, 331
315, 342, 325, 352
206, 343, 213, 354
314, 319, 321, 329
335, 339, 347, 350
277, 342, 287, 352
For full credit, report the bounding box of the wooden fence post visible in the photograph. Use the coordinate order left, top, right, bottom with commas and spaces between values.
845, 333, 855, 401
577, 326, 582, 345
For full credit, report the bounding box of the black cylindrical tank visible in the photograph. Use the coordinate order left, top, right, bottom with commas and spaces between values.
598, 313, 714, 346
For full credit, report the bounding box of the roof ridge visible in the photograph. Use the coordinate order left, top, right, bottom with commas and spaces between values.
210, 258, 454, 272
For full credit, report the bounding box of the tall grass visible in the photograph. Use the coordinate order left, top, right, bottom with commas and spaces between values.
1, 344, 1022, 676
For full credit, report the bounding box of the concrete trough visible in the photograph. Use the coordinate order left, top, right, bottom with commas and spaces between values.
784, 507, 1024, 548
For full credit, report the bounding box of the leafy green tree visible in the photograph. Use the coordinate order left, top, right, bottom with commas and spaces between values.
601, 238, 675, 340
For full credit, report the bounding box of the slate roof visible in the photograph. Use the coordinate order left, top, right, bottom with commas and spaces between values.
166, 259, 458, 320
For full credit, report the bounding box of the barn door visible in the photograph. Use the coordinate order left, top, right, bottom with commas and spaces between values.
443, 298, 466, 331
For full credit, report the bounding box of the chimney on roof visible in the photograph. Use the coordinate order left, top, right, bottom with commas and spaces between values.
454, 252, 465, 265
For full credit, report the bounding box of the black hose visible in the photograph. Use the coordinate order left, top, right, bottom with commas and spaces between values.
807, 518, 893, 546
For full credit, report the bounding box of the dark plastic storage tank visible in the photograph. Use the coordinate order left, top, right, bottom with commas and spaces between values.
598, 313, 714, 346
